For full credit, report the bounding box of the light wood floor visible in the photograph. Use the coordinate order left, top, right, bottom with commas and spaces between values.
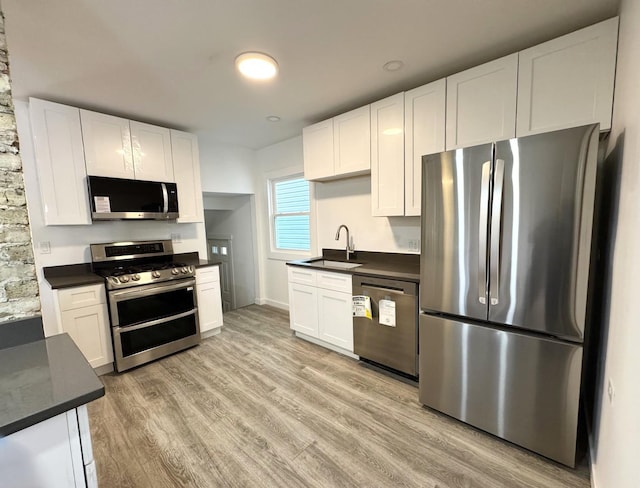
88, 305, 591, 488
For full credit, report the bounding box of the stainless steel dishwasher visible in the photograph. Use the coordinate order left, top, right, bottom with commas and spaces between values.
352, 275, 418, 378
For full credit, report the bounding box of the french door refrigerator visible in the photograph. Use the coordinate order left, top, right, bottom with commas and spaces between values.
419, 124, 599, 467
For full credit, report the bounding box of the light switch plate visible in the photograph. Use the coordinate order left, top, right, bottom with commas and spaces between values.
39, 241, 51, 254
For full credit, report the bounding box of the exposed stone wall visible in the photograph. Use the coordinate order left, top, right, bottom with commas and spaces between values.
0, 11, 40, 321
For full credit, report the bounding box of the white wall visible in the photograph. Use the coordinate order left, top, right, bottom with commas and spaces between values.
203, 195, 256, 308
254, 136, 307, 309
591, 2, 640, 487
15, 101, 207, 337
253, 135, 422, 309
198, 134, 255, 194
315, 176, 421, 252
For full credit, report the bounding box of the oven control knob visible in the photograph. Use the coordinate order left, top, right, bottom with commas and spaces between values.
132, 274, 140, 281
181, 267, 188, 274
152, 271, 161, 278
120, 275, 130, 283
171, 268, 180, 275
188, 266, 194, 273
108, 276, 119, 285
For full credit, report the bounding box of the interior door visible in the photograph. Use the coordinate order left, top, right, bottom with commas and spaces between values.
420, 143, 493, 321
488, 124, 599, 341
208, 238, 235, 312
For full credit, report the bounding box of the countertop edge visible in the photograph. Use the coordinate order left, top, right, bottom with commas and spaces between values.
0, 386, 105, 437
286, 258, 420, 283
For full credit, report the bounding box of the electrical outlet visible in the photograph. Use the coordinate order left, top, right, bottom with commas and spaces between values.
39, 241, 51, 254
170, 233, 182, 243
607, 378, 615, 404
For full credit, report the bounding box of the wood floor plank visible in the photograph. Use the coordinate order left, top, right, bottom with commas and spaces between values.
88, 305, 590, 488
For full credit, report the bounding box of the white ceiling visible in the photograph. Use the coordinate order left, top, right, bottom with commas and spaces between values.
2, 0, 619, 150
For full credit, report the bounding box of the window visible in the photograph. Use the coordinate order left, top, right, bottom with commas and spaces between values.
269, 175, 310, 252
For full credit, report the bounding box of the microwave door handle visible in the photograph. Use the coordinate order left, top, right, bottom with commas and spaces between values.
161, 183, 169, 213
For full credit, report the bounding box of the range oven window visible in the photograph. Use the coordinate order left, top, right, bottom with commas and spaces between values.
119, 314, 197, 357
115, 287, 195, 327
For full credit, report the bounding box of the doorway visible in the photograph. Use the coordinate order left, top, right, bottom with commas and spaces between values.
208, 237, 234, 312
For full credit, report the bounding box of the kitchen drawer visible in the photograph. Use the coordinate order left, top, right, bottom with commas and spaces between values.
316, 271, 352, 293
57, 284, 106, 312
196, 265, 220, 285
288, 266, 317, 286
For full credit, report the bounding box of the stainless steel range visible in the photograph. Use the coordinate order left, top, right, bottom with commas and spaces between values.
91, 240, 200, 372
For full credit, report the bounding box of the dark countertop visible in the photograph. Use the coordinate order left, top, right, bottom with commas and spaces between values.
43, 263, 103, 290
288, 249, 420, 283
0, 333, 105, 437
43, 252, 217, 289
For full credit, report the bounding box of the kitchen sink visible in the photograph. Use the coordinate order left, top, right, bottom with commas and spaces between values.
308, 259, 363, 269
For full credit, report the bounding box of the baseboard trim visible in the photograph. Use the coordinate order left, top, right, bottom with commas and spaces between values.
263, 299, 289, 311
94, 363, 114, 376
201, 327, 222, 339
295, 331, 359, 360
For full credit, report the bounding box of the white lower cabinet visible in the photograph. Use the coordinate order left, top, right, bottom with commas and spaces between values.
288, 266, 353, 353
54, 284, 113, 369
288, 282, 319, 336
196, 265, 224, 337
0, 409, 91, 488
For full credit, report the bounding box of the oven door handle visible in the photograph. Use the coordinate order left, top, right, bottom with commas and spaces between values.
110, 279, 196, 301
114, 309, 197, 333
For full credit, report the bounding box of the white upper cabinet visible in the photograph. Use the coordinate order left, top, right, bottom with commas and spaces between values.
81, 110, 175, 182
303, 104, 370, 181
130, 121, 174, 182
446, 53, 518, 150
28, 98, 91, 225
303, 119, 334, 180
333, 105, 371, 176
404, 80, 446, 216
371, 93, 405, 217
171, 129, 204, 223
80, 109, 134, 179
516, 17, 618, 136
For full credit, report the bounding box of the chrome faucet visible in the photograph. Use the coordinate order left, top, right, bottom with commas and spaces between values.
335, 224, 355, 260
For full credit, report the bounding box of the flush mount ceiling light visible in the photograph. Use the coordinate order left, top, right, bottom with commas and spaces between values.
266, 115, 281, 122
383, 60, 404, 72
235, 52, 278, 80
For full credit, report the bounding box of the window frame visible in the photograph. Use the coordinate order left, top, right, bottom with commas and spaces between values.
266, 169, 315, 261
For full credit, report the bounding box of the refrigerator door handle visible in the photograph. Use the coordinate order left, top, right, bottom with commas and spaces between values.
489, 158, 505, 305
478, 161, 491, 304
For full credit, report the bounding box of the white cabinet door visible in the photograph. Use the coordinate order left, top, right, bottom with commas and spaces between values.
196, 265, 223, 335
371, 93, 405, 217
171, 129, 203, 223
197, 280, 223, 334
317, 288, 353, 352
0, 411, 85, 488
28, 98, 91, 225
303, 119, 334, 181
130, 121, 174, 182
60, 304, 113, 368
288, 282, 318, 336
404, 79, 446, 216
517, 17, 618, 136
446, 53, 518, 150
80, 109, 134, 178
333, 105, 371, 176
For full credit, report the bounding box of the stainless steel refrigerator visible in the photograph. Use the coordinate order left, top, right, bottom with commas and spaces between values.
418, 124, 599, 467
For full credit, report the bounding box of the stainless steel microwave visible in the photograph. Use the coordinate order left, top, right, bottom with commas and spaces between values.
87, 176, 179, 221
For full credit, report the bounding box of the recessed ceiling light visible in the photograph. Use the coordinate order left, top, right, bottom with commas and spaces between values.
383, 60, 404, 72
266, 115, 281, 122
235, 52, 278, 80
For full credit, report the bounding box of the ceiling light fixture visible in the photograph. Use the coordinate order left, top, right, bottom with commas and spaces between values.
235, 52, 278, 80
266, 115, 281, 122
383, 60, 404, 72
